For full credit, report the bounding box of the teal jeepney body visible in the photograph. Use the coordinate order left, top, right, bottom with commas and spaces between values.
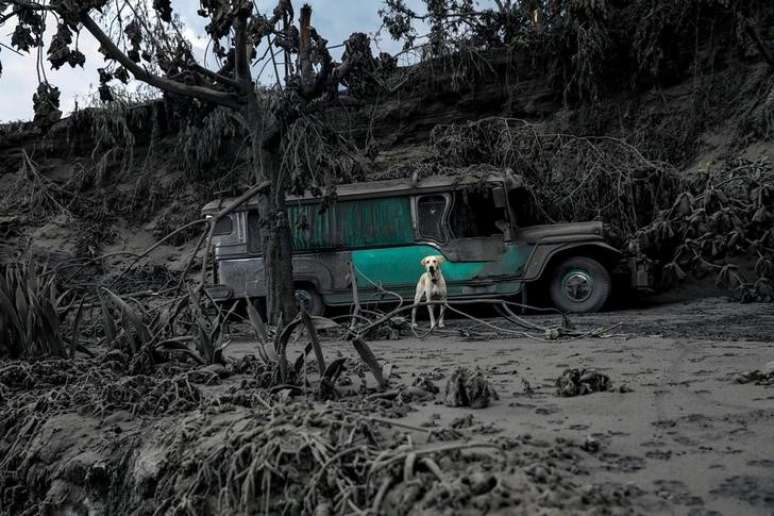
347, 244, 527, 303
202, 173, 617, 307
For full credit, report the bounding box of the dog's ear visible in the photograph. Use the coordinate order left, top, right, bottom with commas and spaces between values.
420, 257, 428, 266
436, 255, 446, 265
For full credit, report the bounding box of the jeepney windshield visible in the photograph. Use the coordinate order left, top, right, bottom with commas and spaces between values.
449, 188, 509, 238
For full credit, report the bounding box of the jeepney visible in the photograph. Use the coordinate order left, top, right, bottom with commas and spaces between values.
202, 172, 651, 315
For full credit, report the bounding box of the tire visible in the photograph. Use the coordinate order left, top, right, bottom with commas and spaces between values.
549, 256, 611, 313
295, 285, 325, 316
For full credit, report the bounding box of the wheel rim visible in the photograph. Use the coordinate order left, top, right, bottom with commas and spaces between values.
562, 270, 593, 303
295, 289, 314, 313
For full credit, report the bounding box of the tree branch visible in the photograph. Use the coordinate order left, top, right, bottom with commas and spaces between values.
234, 12, 251, 86
298, 4, 314, 86
190, 63, 245, 91
79, 12, 243, 109
0, 41, 24, 55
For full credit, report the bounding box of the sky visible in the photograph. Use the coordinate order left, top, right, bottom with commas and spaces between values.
0, 0, 438, 122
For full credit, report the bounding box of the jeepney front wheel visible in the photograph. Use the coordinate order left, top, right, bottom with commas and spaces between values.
549, 256, 611, 313
294, 284, 325, 317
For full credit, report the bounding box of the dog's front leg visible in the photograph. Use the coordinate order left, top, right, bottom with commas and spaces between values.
427, 302, 436, 329
438, 303, 446, 328
411, 289, 423, 328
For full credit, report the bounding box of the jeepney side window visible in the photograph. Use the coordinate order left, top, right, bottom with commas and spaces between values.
213, 215, 233, 235
417, 195, 447, 242
449, 189, 507, 238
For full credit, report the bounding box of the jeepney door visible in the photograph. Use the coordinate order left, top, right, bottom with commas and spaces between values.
350, 187, 530, 300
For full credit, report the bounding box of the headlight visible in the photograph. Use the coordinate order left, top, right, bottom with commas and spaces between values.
205, 285, 233, 301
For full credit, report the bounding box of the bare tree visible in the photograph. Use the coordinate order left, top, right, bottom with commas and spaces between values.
0, 0, 379, 323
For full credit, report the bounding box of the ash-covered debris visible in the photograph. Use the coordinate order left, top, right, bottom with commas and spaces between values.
397, 384, 437, 403
448, 413, 502, 435
0, 358, 203, 417
372, 315, 412, 340
581, 435, 602, 453
735, 361, 774, 385
444, 367, 499, 408
0, 372, 658, 516
365, 374, 441, 405
450, 413, 476, 429
555, 368, 612, 397
412, 374, 440, 394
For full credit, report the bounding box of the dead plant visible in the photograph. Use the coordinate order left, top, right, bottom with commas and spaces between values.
429, 118, 682, 235
631, 157, 774, 300
0, 262, 69, 359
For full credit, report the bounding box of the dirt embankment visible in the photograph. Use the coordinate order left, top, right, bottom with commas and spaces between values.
1, 48, 773, 288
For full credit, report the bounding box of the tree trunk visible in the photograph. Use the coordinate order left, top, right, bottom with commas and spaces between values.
260, 175, 298, 324
247, 95, 298, 324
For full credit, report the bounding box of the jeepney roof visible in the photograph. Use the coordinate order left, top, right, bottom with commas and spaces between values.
202, 172, 524, 214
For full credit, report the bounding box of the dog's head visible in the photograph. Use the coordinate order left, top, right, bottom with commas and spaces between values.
421, 255, 445, 281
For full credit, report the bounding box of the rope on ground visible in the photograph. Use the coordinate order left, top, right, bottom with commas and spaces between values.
336, 298, 624, 343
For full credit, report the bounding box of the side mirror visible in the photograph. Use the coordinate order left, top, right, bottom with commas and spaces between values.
492, 187, 506, 208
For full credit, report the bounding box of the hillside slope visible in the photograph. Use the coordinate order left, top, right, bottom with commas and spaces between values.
1, 49, 773, 297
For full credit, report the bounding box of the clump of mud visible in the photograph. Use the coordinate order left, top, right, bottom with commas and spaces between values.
444, 367, 499, 408
555, 368, 612, 397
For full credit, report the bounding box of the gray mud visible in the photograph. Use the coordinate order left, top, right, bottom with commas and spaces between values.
2, 297, 773, 515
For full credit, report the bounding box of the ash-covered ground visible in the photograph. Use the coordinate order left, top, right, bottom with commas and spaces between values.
323, 297, 774, 515
2, 295, 774, 515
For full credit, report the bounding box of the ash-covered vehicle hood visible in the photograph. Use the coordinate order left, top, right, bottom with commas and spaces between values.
512, 221, 606, 244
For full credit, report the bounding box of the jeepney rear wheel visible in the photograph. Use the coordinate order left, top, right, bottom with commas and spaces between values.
549, 256, 611, 313
295, 284, 325, 317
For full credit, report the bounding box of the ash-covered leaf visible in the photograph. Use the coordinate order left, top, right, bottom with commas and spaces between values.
98, 83, 114, 102
124, 19, 142, 47
32, 82, 62, 126
114, 66, 130, 83
10, 7, 44, 52
12, 25, 36, 52
123, 18, 144, 63
153, 0, 172, 22
97, 67, 113, 84
48, 24, 73, 70
67, 49, 85, 68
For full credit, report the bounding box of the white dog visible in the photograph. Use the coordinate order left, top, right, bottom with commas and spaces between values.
412, 255, 448, 329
